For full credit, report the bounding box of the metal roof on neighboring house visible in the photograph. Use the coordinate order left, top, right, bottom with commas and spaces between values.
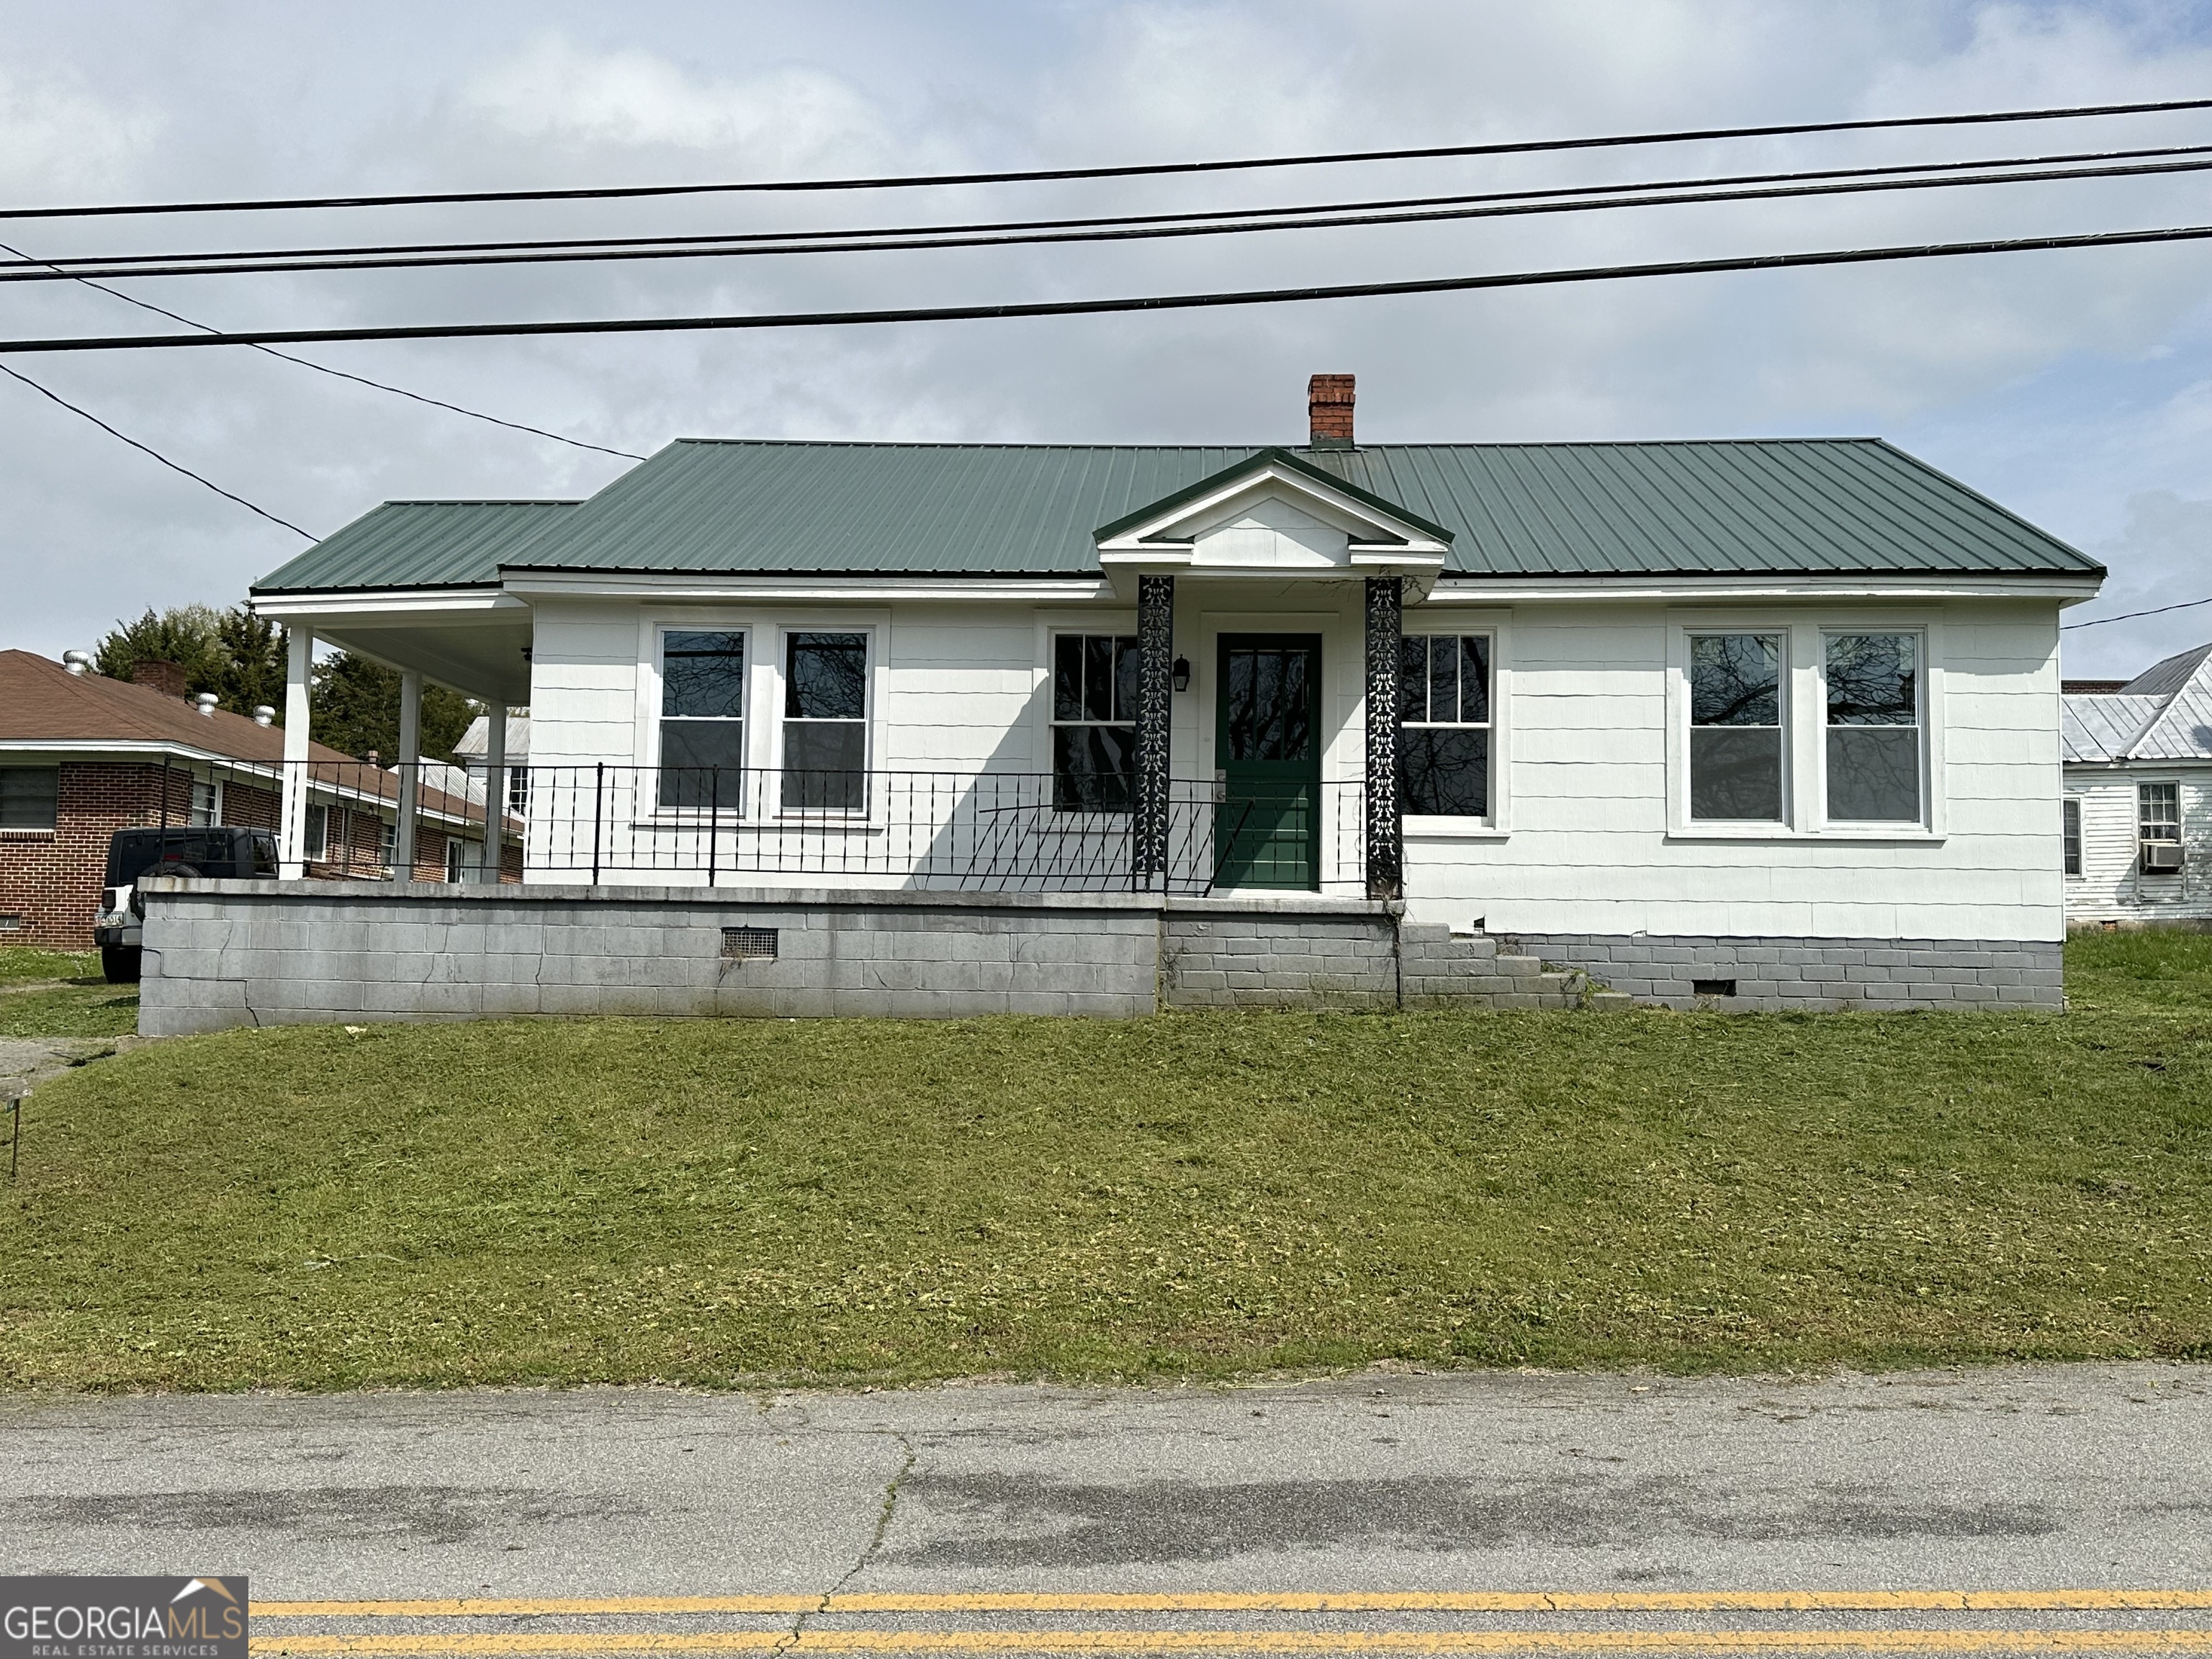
252, 438, 2103, 593
2063, 642, 2212, 763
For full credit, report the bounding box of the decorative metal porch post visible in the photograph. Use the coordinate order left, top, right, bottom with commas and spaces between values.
1364, 576, 1403, 901
1133, 575, 1175, 891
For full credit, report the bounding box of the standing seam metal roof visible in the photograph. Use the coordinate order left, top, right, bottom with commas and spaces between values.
253, 438, 2103, 593
2063, 643, 2212, 763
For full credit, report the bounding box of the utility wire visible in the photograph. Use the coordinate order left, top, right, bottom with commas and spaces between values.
3, 220, 2210, 356
2064, 594, 2212, 629
14, 149, 2212, 285
0, 238, 645, 459
6, 94, 2211, 220
22, 140, 2210, 273
0, 361, 310, 536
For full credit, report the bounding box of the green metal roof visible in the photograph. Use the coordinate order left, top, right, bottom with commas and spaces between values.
254, 500, 578, 593
254, 439, 2101, 593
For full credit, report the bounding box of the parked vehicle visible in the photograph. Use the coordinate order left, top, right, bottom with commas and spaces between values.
93, 827, 279, 983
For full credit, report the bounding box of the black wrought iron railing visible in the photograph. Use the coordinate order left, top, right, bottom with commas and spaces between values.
194, 762, 1370, 894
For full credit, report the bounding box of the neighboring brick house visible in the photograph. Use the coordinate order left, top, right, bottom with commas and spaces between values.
0, 650, 500, 948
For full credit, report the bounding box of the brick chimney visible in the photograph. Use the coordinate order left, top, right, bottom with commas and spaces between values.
1308, 373, 1356, 449
130, 659, 191, 699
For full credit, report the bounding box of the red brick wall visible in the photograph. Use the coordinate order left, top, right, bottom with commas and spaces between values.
0, 765, 290, 948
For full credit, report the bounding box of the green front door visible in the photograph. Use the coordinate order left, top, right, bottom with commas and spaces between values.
1214, 634, 1322, 891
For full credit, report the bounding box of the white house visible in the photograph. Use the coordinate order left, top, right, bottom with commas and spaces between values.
2064, 643, 2212, 925
236, 375, 2101, 1011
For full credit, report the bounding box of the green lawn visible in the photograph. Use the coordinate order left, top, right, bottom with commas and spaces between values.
0, 948, 137, 1039
1, 932, 2208, 1391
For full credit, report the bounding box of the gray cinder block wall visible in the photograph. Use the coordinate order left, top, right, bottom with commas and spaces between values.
135, 879, 2062, 1034
1503, 931, 2064, 1011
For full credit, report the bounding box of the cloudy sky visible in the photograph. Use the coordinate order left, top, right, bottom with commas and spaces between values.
2, 0, 2210, 676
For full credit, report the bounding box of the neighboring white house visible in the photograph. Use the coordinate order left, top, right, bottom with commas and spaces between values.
244, 376, 2104, 1007
2063, 643, 2212, 924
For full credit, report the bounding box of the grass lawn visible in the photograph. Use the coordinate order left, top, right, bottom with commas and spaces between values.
1, 932, 2208, 1391
0, 948, 138, 1040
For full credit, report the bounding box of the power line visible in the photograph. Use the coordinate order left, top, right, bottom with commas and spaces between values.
6, 94, 2211, 221
0, 238, 646, 460
0, 361, 310, 536
22, 140, 2209, 274
2063, 594, 2212, 629
19, 147, 2212, 287
2, 220, 2210, 356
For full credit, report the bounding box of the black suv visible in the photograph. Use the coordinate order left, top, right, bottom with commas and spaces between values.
93, 827, 279, 982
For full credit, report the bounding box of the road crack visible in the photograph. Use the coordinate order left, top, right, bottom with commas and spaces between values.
774, 1431, 914, 1655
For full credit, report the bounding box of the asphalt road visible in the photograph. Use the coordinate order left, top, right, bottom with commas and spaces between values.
6, 1363, 2212, 1655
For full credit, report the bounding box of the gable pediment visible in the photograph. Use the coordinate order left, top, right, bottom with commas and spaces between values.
1094, 449, 1450, 580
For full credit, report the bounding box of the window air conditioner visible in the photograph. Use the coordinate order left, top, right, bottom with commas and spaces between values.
2141, 840, 2185, 875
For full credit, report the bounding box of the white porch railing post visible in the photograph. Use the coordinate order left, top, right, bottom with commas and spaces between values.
481, 703, 505, 883
393, 669, 421, 881
279, 626, 313, 879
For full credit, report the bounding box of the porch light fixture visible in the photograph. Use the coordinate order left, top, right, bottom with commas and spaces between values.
1172, 657, 1190, 693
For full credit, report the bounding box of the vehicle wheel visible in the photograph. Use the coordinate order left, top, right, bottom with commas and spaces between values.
102, 945, 141, 984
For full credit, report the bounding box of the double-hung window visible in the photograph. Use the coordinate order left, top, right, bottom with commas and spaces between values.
0, 768, 58, 831
2062, 798, 2082, 877
1688, 633, 1784, 822
783, 631, 869, 811
1825, 632, 1923, 823
1052, 634, 1138, 811
659, 631, 747, 810
2139, 782, 2181, 873
1398, 634, 1490, 817
302, 803, 329, 862
188, 778, 219, 827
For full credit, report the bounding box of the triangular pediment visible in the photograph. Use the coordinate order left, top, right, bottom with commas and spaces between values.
1094, 449, 1451, 580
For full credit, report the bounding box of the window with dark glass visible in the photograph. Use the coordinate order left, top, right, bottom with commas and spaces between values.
1825, 633, 1922, 822
0, 767, 58, 830
1052, 634, 1138, 811
660, 631, 746, 809
2063, 797, 2082, 877
1689, 634, 1784, 821
1397, 634, 1490, 817
783, 631, 868, 811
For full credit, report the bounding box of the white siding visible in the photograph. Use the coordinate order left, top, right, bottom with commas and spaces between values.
2063, 763, 2212, 921
1404, 598, 2064, 943
523, 590, 2067, 944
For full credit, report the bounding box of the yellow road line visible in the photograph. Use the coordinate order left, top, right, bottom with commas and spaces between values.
255, 1594, 2212, 1620
246, 1629, 2212, 1655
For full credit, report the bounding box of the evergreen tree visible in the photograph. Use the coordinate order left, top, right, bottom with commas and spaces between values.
93, 605, 486, 762
94, 606, 228, 693
309, 652, 478, 763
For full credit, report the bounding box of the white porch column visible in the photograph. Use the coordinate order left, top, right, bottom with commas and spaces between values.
392, 668, 422, 881
480, 703, 506, 883
279, 626, 313, 878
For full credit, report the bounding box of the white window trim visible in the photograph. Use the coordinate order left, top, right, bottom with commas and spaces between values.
1667, 619, 1794, 838
1813, 624, 1937, 835
2062, 794, 2084, 880
768, 616, 890, 826
1036, 613, 1141, 830
1399, 621, 1507, 840
1665, 612, 1947, 843
644, 621, 754, 821
635, 611, 892, 830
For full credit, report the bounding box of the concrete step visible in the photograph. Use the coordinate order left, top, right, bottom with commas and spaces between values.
1588, 990, 1637, 1012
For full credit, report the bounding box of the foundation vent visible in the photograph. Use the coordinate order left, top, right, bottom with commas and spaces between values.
721, 926, 779, 961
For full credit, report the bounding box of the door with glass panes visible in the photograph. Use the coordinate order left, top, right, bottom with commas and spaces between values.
1213, 634, 1321, 890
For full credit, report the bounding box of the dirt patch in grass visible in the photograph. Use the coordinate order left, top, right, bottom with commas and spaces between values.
1, 936, 2207, 1390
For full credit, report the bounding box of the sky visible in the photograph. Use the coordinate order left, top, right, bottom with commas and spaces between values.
1, 0, 2210, 678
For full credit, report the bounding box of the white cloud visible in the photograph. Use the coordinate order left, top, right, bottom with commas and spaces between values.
462, 34, 891, 171
0, 64, 156, 202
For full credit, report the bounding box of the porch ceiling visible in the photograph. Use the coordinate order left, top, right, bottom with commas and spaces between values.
309, 617, 533, 704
